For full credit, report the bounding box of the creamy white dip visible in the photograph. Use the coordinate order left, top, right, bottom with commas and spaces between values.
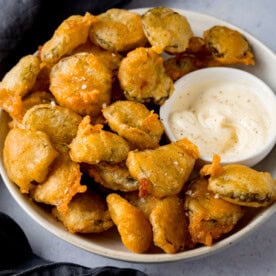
169, 82, 270, 161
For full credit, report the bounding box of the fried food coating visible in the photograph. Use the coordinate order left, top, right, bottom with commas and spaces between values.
149, 196, 188, 253
40, 13, 95, 64
49, 52, 112, 116
125, 192, 189, 253
17, 91, 55, 119
142, 6, 193, 54
31, 151, 86, 213
7, 91, 55, 127
164, 36, 221, 81
89, 9, 147, 53
185, 178, 244, 246
106, 193, 153, 253
3, 128, 58, 193
164, 55, 200, 82
22, 103, 82, 146
87, 162, 139, 192
204, 26, 255, 65
0, 55, 41, 119
118, 47, 174, 104
1, 55, 40, 96
201, 157, 276, 207
73, 42, 123, 73
0, 86, 23, 121
102, 100, 164, 150
69, 116, 130, 164
53, 190, 113, 233
126, 138, 199, 198
124, 192, 159, 219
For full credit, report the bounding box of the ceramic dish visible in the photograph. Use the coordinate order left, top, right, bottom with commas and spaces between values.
160, 67, 276, 167
0, 8, 276, 263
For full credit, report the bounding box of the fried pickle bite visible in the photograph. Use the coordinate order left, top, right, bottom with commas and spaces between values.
6, 91, 55, 127
69, 116, 130, 164
53, 190, 113, 233
86, 162, 139, 192
31, 151, 86, 213
106, 193, 153, 253
200, 156, 276, 207
0, 55, 40, 97
118, 47, 174, 104
164, 55, 201, 82
0, 55, 41, 120
124, 192, 188, 253
124, 192, 159, 218
0, 86, 23, 121
149, 195, 188, 253
73, 42, 122, 74
126, 138, 199, 198
102, 100, 164, 150
203, 26, 255, 65
40, 13, 95, 64
3, 128, 58, 193
185, 178, 244, 246
89, 9, 147, 53
22, 103, 82, 147
50, 52, 112, 116
142, 6, 193, 54
163, 36, 220, 81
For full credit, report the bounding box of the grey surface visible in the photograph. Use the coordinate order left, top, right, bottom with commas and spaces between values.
1, 0, 276, 275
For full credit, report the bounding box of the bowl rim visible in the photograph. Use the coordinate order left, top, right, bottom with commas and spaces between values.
1, 7, 276, 263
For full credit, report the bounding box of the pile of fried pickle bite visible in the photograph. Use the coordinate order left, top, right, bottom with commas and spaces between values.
1, 7, 276, 254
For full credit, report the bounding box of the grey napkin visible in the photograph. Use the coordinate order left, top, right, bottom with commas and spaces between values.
0, 212, 147, 276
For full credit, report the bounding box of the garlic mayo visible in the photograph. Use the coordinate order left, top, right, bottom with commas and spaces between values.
169, 82, 270, 161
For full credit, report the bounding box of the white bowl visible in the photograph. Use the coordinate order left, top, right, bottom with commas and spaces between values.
1, 8, 276, 263
160, 67, 276, 167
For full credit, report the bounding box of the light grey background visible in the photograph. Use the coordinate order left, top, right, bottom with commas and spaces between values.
1, 1, 275, 275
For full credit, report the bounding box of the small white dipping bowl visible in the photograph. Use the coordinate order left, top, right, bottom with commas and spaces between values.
160, 67, 276, 167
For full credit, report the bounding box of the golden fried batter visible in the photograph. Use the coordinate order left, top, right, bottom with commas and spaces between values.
185, 178, 244, 246
50, 52, 112, 116
163, 36, 221, 81
106, 193, 153, 253
0, 55, 41, 120
40, 13, 95, 64
118, 47, 174, 104
123, 192, 159, 219
22, 91, 55, 111
1, 55, 40, 96
3, 128, 58, 193
164, 55, 201, 82
87, 162, 139, 192
53, 190, 113, 233
124, 192, 189, 253
142, 6, 193, 54
31, 151, 86, 213
126, 138, 199, 198
102, 100, 164, 149
69, 116, 130, 164
5, 91, 55, 126
22, 103, 82, 146
204, 26, 255, 65
201, 158, 276, 207
0, 86, 23, 121
149, 196, 188, 253
89, 9, 147, 52
73, 41, 122, 74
